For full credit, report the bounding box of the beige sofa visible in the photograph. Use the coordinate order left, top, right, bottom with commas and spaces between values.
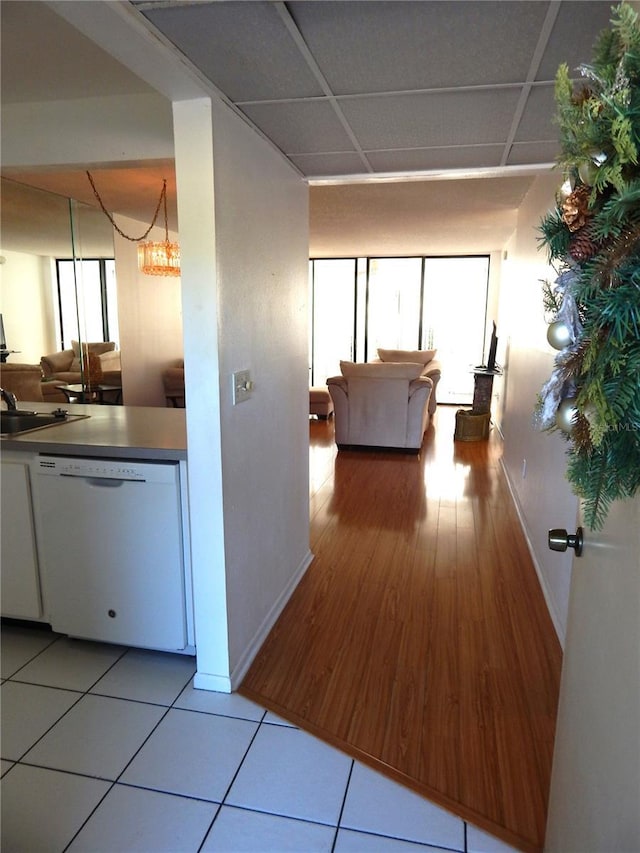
327, 360, 433, 451
161, 359, 185, 407
40, 341, 121, 387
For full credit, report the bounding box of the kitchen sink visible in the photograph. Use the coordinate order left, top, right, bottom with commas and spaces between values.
0, 409, 88, 435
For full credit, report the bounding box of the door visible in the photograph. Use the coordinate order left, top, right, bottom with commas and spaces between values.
545, 498, 640, 850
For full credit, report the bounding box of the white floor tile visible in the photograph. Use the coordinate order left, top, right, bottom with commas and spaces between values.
174, 682, 265, 721
201, 804, 335, 852
340, 762, 465, 851
23, 694, 166, 780
0, 681, 82, 760
227, 724, 352, 826
467, 824, 521, 852
90, 647, 196, 705
263, 710, 298, 727
14, 637, 125, 691
121, 708, 259, 801
67, 783, 218, 852
334, 828, 445, 852
0, 625, 60, 678
0, 763, 110, 853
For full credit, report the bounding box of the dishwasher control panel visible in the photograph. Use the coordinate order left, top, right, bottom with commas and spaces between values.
34, 456, 178, 483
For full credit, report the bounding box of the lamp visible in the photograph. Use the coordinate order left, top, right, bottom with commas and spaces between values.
87, 171, 180, 277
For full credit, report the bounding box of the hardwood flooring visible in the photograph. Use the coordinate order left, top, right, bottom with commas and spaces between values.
240, 406, 563, 852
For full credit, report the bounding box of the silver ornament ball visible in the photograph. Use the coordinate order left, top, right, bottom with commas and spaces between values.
547, 320, 572, 350
556, 397, 579, 434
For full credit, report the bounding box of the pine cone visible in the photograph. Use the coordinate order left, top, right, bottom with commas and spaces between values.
562, 186, 591, 232
569, 230, 597, 262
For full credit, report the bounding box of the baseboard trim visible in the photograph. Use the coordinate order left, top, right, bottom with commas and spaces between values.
228, 548, 314, 692
500, 457, 566, 648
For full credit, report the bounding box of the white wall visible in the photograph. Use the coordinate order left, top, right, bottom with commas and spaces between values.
174, 97, 311, 691
0, 249, 57, 362
113, 216, 183, 407
499, 172, 578, 643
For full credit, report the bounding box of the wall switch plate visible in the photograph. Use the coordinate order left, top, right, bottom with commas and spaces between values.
232, 369, 252, 405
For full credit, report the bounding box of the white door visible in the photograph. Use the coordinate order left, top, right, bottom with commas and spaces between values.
545, 498, 640, 851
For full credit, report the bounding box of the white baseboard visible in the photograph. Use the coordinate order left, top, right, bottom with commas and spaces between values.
193, 671, 233, 693
499, 457, 566, 648
228, 548, 314, 691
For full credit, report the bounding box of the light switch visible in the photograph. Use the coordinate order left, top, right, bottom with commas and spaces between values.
232, 369, 253, 404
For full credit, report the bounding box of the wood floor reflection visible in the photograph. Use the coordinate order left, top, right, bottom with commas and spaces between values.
240, 406, 562, 852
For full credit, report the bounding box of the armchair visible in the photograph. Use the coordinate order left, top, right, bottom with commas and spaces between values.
327, 361, 433, 451
0, 363, 44, 403
375, 348, 441, 415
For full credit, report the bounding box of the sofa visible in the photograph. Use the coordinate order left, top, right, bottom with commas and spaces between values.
40, 341, 122, 387
327, 360, 433, 451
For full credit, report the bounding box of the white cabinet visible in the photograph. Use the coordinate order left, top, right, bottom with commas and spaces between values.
1, 455, 43, 619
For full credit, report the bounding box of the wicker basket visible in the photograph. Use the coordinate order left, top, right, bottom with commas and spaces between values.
454, 409, 490, 441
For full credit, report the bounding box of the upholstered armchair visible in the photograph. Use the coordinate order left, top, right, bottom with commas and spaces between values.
161, 359, 185, 407
327, 361, 433, 451
0, 363, 45, 404
375, 348, 441, 415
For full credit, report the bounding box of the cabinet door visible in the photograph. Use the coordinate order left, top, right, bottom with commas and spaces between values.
1, 461, 42, 619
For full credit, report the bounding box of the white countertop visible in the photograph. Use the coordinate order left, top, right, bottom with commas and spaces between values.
1, 402, 187, 460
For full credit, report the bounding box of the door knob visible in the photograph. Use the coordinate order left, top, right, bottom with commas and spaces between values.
548, 527, 583, 557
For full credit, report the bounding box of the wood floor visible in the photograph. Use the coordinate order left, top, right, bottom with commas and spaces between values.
240, 406, 563, 853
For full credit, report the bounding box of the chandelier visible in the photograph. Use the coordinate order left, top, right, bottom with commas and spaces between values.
87, 171, 180, 277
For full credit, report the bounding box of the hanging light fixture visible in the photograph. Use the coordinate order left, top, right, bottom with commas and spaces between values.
87, 171, 180, 277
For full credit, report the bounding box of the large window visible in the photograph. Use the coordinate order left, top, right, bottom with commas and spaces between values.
56, 259, 119, 349
309, 255, 490, 405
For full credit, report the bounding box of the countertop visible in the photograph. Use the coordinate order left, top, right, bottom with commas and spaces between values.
1, 403, 187, 461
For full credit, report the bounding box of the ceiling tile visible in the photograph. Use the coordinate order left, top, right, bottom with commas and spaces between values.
138, 1, 324, 101
289, 1, 550, 95
240, 101, 356, 155
288, 152, 370, 178
507, 141, 561, 167
515, 85, 556, 142
340, 89, 523, 151
366, 145, 505, 174
536, 2, 615, 81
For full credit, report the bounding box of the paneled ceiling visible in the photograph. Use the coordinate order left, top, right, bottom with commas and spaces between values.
0, 0, 620, 255
133, 0, 614, 180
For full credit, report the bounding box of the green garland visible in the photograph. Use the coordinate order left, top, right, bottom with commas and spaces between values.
536, 2, 640, 530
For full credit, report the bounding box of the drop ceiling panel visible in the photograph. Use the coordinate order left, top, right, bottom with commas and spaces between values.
288, 152, 371, 177
366, 145, 506, 174
289, 1, 550, 94
139, 1, 324, 101
241, 101, 358, 154
340, 89, 523, 151
535, 2, 615, 80
514, 84, 557, 142
507, 140, 560, 167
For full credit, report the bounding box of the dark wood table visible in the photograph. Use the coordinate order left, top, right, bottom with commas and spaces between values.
60, 384, 122, 405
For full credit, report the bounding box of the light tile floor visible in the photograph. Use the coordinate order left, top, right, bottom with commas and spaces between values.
1, 623, 518, 853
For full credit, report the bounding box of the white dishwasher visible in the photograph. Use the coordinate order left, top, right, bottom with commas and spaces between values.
32, 455, 189, 651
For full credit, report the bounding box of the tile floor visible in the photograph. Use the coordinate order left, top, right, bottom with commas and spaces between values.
1, 622, 518, 853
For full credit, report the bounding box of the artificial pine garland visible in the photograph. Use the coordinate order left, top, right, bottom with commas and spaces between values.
536, 2, 640, 530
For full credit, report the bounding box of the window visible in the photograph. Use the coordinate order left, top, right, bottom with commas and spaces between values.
309, 255, 490, 404
55, 259, 119, 349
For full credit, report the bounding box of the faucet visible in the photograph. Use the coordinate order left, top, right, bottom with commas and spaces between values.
0, 387, 18, 411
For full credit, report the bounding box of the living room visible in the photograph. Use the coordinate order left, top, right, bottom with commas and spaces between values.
2, 2, 637, 850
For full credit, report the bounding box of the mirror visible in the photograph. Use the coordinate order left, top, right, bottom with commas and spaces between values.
0, 176, 118, 396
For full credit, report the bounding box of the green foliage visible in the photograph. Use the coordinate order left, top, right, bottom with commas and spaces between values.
538, 2, 640, 530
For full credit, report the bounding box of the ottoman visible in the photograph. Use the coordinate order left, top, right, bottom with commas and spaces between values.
309, 386, 334, 419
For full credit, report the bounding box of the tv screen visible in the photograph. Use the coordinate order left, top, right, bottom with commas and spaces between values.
0, 315, 6, 350
486, 322, 498, 371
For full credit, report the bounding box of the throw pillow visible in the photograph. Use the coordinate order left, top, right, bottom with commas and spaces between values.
377, 348, 437, 365
340, 360, 424, 379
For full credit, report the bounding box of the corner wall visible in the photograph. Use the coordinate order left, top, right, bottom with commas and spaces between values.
0, 250, 57, 363
499, 172, 578, 643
